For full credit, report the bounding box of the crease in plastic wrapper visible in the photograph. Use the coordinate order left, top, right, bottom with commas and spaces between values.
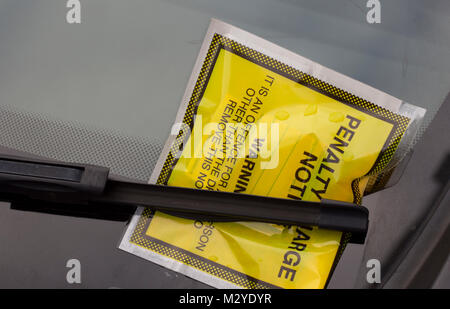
119, 19, 426, 289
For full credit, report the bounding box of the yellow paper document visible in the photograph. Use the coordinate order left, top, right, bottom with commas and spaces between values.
120, 19, 424, 289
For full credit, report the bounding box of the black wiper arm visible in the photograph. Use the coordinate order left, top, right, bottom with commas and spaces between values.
0, 155, 369, 244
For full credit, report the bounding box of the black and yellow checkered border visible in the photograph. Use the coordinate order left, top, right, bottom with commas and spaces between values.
130, 208, 278, 289
131, 33, 411, 289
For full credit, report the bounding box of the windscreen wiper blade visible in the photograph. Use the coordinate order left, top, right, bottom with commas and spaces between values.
0, 154, 369, 244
